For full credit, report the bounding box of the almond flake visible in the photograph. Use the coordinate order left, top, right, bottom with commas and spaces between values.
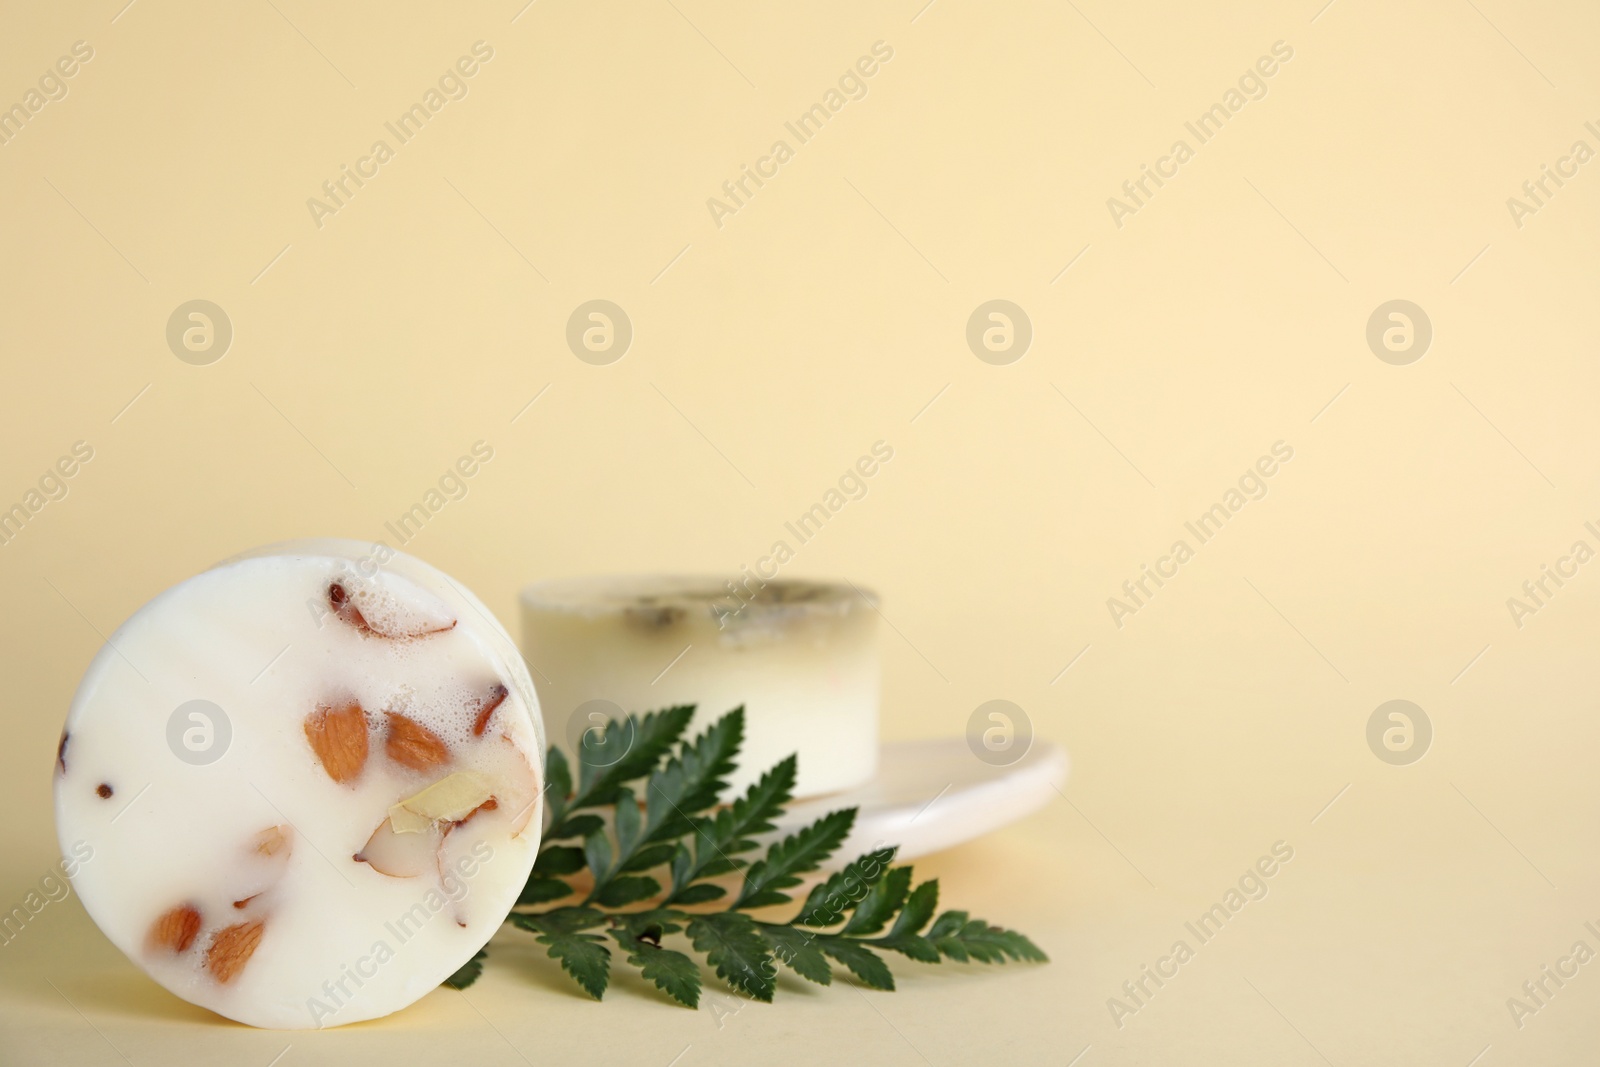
148, 904, 202, 954
355, 818, 439, 878
384, 712, 450, 771
304, 702, 368, 783
252, 824, 292, 857
206, 920, 264, 983
471, 684, 509, 737
388, 771, 495, 833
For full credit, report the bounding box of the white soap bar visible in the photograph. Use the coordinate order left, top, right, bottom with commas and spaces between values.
54, 540, 543, 1029
520, 575, 877, 798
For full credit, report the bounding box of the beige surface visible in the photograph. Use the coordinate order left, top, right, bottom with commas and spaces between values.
2, 0, 1598, 1063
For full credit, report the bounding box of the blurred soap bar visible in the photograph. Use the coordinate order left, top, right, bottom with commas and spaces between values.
520, 575, 879, 798
54, 540, 543, 1029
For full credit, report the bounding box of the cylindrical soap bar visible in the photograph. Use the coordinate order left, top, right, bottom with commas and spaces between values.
520, 575, 877, 798
54, 540, 543, 1029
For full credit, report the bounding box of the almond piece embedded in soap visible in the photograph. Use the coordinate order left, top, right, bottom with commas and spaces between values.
389, 771, 496, 831
54, 539, 544, 1029
206, 920, 265, 983
148, 904, 202, 954
471, 685, 509, 737
327, 580, 457, 639
252, 825, 292, 858
304, 702, 368, 784
355, 818, 443, 878
384, 711, 451, 771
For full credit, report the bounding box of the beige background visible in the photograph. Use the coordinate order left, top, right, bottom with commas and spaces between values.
3, 0, 1599, 1063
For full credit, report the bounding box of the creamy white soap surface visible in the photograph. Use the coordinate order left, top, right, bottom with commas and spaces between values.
54, 541, 542, 1029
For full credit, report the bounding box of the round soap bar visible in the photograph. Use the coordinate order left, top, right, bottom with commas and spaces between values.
520, 575, 878, 798
54, 540, 543, 1029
